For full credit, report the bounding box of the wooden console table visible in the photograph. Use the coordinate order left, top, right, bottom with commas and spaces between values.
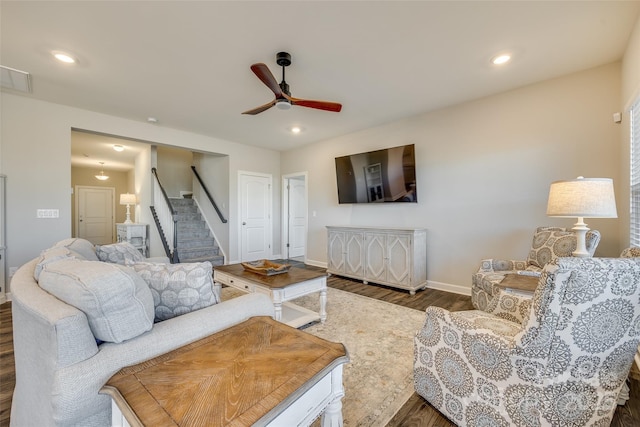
101, 316, 348, 427
214, 264, 328, 328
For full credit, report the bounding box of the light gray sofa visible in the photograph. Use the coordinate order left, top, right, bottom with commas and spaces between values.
10, 239, 275, 427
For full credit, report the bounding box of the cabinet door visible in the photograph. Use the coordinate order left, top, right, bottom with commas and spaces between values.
386, 234, 412, 285
364, 232, 387, 282
344, 232, 364, 277
327, 230, 346, 273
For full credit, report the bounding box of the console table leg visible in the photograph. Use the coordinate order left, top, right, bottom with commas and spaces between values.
321, 397, 343, 427
319, 288, 327, 324
274, 302, 283, 321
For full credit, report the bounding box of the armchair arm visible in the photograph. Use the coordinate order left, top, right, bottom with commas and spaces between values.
483, 288, 533, 325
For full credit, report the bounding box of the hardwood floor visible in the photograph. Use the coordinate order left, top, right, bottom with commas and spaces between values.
0, 302, 13, 427
0, 272, 638, 426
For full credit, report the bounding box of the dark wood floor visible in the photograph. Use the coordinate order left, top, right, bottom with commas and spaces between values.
1, 271, 638, 426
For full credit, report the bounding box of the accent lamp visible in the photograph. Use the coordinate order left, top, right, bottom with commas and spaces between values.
546, 176, 617, 257
120, 193, 137, 224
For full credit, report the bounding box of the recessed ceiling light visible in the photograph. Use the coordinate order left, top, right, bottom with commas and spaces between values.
147, 117, 158, 123
491, 54, 511, 65
113, 145, 124, 152
52, 51, 76, 64
291, 126, 302, 134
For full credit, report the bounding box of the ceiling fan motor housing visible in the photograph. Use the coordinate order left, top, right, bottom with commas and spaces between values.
276, 52, 291, 67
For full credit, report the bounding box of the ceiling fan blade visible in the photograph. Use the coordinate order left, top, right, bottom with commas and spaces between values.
289, 97, 342, 112
250, 63, 282, 97
242, 99, 276, 115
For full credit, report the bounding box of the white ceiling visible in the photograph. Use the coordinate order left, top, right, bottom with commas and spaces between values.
2, 1, 640, 163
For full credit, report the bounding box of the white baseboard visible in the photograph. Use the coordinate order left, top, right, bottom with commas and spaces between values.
426, 280, 472, 296
305, 259, 327, 269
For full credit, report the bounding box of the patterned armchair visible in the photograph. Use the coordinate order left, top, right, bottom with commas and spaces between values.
414, 257, 640, 426
472, 227, 600, 319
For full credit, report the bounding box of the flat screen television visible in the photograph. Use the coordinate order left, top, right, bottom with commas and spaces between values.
335, 144, 417, 204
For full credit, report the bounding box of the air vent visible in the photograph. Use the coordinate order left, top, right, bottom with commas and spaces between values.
1, 65, 32, 93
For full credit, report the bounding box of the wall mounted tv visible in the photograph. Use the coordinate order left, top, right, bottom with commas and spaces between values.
335, 144, 417, 204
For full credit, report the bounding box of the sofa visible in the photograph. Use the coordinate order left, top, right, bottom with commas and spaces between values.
10, 238, 275, 427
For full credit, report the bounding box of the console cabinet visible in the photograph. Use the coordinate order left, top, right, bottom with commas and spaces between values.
326, 226, 427, 294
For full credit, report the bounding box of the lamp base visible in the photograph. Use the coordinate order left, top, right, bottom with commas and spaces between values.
571, 217, 590, 258
124, 204, 133, 225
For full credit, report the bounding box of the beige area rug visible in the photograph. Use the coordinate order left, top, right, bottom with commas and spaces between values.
221, 286, 426, 427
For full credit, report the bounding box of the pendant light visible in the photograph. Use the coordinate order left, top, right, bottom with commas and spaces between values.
95, 162, 109, 181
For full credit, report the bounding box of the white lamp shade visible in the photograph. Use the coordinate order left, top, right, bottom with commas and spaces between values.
119, 193, 137, 206
547, 177, 618, 218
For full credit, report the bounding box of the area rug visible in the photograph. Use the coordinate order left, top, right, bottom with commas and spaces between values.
220, 286, 426, 426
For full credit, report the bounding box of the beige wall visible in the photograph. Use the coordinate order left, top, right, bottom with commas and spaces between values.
282, 63, 623, 293
156, 145, 194, 198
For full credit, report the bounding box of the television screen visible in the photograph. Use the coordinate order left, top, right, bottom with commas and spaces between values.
335, 144, 417, 204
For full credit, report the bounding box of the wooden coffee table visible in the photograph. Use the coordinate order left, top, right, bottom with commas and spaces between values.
213, 264, 328, 328
101, 316, 349, 427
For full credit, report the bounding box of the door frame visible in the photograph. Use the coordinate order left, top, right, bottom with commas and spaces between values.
74, 185, 116, 241
282, 172, 308, 260
238, 171, 273, 262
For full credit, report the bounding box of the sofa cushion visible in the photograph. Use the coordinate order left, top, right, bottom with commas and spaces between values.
54, 238, 99, 261
129, 261, 219, 322
38, 259, 154, 343
527, 228, 578, 268
33, 246, 77, 281
96, 241, 146, 265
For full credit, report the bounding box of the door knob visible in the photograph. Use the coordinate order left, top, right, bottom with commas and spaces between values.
243, 222, 246, 225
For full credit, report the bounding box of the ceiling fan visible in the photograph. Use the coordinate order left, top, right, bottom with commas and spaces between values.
242, 52, 342, 115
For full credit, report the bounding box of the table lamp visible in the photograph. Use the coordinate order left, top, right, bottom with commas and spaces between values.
546, 177, 617, 257
120, 193, 137, 224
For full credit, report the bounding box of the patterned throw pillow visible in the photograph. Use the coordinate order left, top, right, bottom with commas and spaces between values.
527, 229, 577, 268
129, 261, 219, 322
96, 242, 146, 265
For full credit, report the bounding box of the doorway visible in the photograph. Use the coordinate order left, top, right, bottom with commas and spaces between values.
75, 186, 115, 245
283, 173, 308, 261
239, 171, 272, 262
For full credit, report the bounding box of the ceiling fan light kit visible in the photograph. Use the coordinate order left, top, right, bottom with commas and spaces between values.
243, 51, 342, 115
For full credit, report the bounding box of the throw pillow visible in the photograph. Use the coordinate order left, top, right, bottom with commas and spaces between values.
96, 241, 146, 265
54, 238, 99, 261
527, 229, 577, 268
38, 259, 154, 343
129, 261, 219, 322
33, 246, 77, 281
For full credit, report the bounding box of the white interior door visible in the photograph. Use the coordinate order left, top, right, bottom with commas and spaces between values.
76, 186, 115, 245
285, 175, 307, 259
239, 172, 271, 262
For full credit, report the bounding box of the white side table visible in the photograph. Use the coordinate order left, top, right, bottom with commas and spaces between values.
116, 223, 148, 257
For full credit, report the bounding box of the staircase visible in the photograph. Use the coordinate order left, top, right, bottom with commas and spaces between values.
171, 198, 224, 266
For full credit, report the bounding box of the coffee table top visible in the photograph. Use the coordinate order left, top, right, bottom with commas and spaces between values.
101, 316, 347, 427
215, 263, 327, 289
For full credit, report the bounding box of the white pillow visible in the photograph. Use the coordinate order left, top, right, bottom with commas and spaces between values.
38, 259, 154, 343
54, 238, 99, 261
33, 246, 77, 281
129, 261, 219, 322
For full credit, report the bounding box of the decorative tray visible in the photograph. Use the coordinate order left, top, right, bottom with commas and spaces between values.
241, 260, 291, 276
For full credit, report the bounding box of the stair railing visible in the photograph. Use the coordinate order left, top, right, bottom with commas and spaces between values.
191, 166, 228, 223
151, 168, 179, 263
